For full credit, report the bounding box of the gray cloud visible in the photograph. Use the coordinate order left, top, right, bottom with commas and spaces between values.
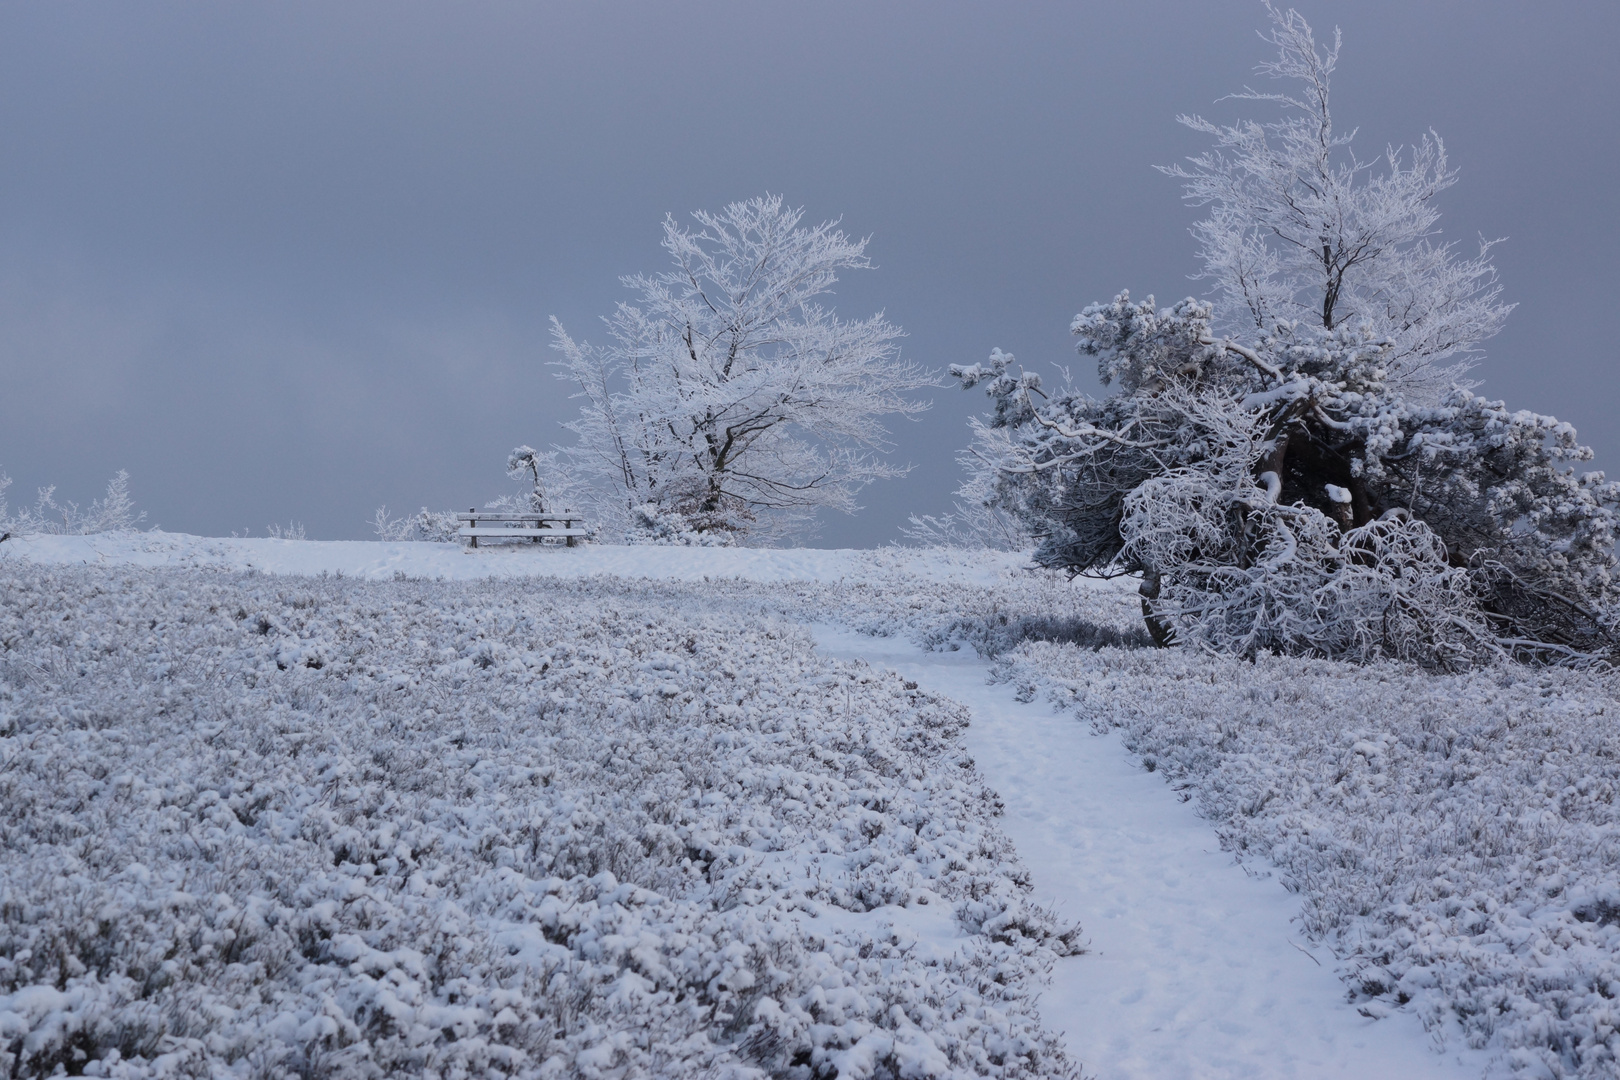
1, 0, 1614, 545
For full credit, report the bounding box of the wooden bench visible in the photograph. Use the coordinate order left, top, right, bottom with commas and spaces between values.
457, 510, 586, 548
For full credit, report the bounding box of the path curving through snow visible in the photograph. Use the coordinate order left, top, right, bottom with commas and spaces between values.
5, 532, 1507, 1076
812, 624, 1495, 1080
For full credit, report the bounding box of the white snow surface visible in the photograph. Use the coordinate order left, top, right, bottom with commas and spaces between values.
814, 625, 1493, 1080
5, 531, 1617, 1077
0, 563, 1079, 1079
2, 532, 1029, 588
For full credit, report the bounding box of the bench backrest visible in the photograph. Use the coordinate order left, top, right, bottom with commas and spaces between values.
456, 510, 581, 523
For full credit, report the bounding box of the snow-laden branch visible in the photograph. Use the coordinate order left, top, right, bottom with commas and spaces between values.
1198, 331, 1282, 380
1022, 389, 1166, 449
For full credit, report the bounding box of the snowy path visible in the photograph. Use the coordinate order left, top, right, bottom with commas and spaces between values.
812, 625, 1494, 1080
0, 534, 1512, 1074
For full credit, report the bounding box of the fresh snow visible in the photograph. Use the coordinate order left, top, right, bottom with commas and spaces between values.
0, 564, 1079, 1079
3, 531, 1031, 587
4, 532, 1616, 1077
813, 624, 1493, 1080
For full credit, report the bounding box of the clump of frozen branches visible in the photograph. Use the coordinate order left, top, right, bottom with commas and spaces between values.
899, 443, 1036, 551
0, 468, 146, 536
952, 7, 1618, 666
625, 502, 740, 546
371, 505, 462, 542
552, 195, 934, 544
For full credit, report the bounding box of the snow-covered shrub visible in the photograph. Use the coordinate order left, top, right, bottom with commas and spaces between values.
265, 520, 306, 540
371, 505, 462, 543
996, 638, 1620, 1078
922, 611, 1152, 659
0, 565, 1080, 1079
0, 469, 145, 536
951, 7, 1618, 664
960, 301, 1617, 666
625, 502, 739, 546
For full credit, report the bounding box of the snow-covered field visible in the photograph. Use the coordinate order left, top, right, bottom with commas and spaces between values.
0, 531, 1035, 588
4, 532, 1619, 1077
0, 560, 1080, 1079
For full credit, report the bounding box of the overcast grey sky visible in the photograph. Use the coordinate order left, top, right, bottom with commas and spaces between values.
1, 1, 1615, 546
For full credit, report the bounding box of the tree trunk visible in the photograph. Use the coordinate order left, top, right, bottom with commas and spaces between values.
1139, 570, 1175, 647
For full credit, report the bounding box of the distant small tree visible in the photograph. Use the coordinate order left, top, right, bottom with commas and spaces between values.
503, 445, 568, 514
552, 195, 933, 542
953, 6, 1619, 666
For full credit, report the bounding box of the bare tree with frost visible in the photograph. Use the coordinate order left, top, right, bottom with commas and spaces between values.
552, 195, 933, 543
1166, 2, 1511, 400
954, 7, 1619, 667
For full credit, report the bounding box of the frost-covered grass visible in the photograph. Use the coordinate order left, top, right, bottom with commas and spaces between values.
0, 566, 1080, 1079
997, 639, 1620, 1078
15, 535, 1620, 1076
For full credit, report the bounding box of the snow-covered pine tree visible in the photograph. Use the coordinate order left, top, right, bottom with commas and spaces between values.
954, 7, 1619, 667
551, 195, 933, 543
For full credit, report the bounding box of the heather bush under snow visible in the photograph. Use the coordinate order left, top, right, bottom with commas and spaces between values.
10, 534, 1620, 1073
0, 565, 1079, 1079
370, 506, 462, 543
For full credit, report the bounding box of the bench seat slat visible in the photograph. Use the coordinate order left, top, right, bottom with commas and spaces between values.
459, 527, 587, 538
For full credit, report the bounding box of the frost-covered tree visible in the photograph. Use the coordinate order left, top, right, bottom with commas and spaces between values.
552, 195, 933, 542
954, 8, 1618, 667
1165, 3, 1511, 400
960, 301, 1618, 665
493, 445, 588, 517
